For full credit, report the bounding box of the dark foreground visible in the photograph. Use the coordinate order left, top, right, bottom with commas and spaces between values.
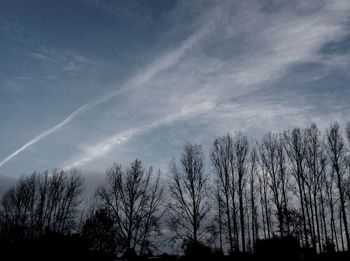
0, 233, 349, 261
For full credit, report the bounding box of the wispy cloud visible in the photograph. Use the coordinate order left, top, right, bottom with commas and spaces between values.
0, 24, 209, 169
61, 0, 350, 170
1, 0, 349, 174
0, 105, 88, 168
63, 101, 215, 169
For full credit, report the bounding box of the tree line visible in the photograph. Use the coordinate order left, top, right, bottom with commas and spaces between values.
0, 122, 350, 259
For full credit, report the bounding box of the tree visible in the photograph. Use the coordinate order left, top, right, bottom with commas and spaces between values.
326, 123, 350, 250
0, 174, 37, 240
168, 143, 211, 246
46, 169, 83, 233
210, 134, 235, 254
249, 147, 259, 252
98, 159, 163, 255
233, 133, 249, 252
81, 207, 117, 256
0, 169, 83, 240
284, 129, 310, 246
304, 124, 327, 252
259, 133, 289, 238
345, 122, 350, 213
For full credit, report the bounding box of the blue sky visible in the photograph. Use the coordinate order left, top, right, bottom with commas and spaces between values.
1, 0, 350, 177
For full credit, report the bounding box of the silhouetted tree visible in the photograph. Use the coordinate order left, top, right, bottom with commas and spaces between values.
168, 143, 211, 247
260, 133, 289, 238
81, 207, 117, 256
2, 121, 350, 258
0, 169, 83, 240
210, 134, 236, 253
326, 123, 350, 250
284, 129, 310, 247
46, 169, 83, 233
304, 124, 327, 252
249, 147, 259, 252
233, 133, 249, 252
98, 159, 163, 255
258, 158, 273, 240
345, 121, 350, 213
182, 239, 212, 258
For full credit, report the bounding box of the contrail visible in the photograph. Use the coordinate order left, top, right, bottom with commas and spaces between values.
0, 26, 209, 168
0, 105, 88, 168
63, 101, 215, 169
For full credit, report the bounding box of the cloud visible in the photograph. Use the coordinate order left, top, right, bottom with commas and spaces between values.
0, 23, 209, 169
2, 0, 349, 174
61, 0, 350, 169
63, 101, 215, 169
0, 105, 88, 168
29, 47, 99, 74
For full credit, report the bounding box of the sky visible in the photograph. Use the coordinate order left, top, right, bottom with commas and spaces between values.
0, 0, 350, 178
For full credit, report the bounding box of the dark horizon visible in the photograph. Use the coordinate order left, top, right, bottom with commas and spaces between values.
1, 122, 350, 260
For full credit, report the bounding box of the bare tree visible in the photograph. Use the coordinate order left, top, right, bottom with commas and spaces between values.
258, 162, 272, 240
325, 168, 340, 251
233, 133, 249, 252
0, 169, 83, 239
216, 189, 224, 253
168, 143, 211, 246
0, 174, 37, 239
345, 122, 350, 215
260, 133, 289, 237
304, 124, 327, 252
49, 169, 83, 233
210, 134, 235, 253
81, 206, 117, 256
98, 160, 163, 255
284, 128, 310, 246
249, 147, 259, 252
326, 123, 350, 250
3, 122, 350, 256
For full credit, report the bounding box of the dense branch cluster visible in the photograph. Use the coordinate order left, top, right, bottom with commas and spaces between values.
211, 123, 350, 255
1, 122, 350, 258
0, 169, 82, 240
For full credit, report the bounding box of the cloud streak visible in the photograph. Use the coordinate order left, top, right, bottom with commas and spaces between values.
64, 0, 350, 169
0, 105, 88, 167
63, 101, 215, 169
1, 0, 349, 175
0, 24, 209, 169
